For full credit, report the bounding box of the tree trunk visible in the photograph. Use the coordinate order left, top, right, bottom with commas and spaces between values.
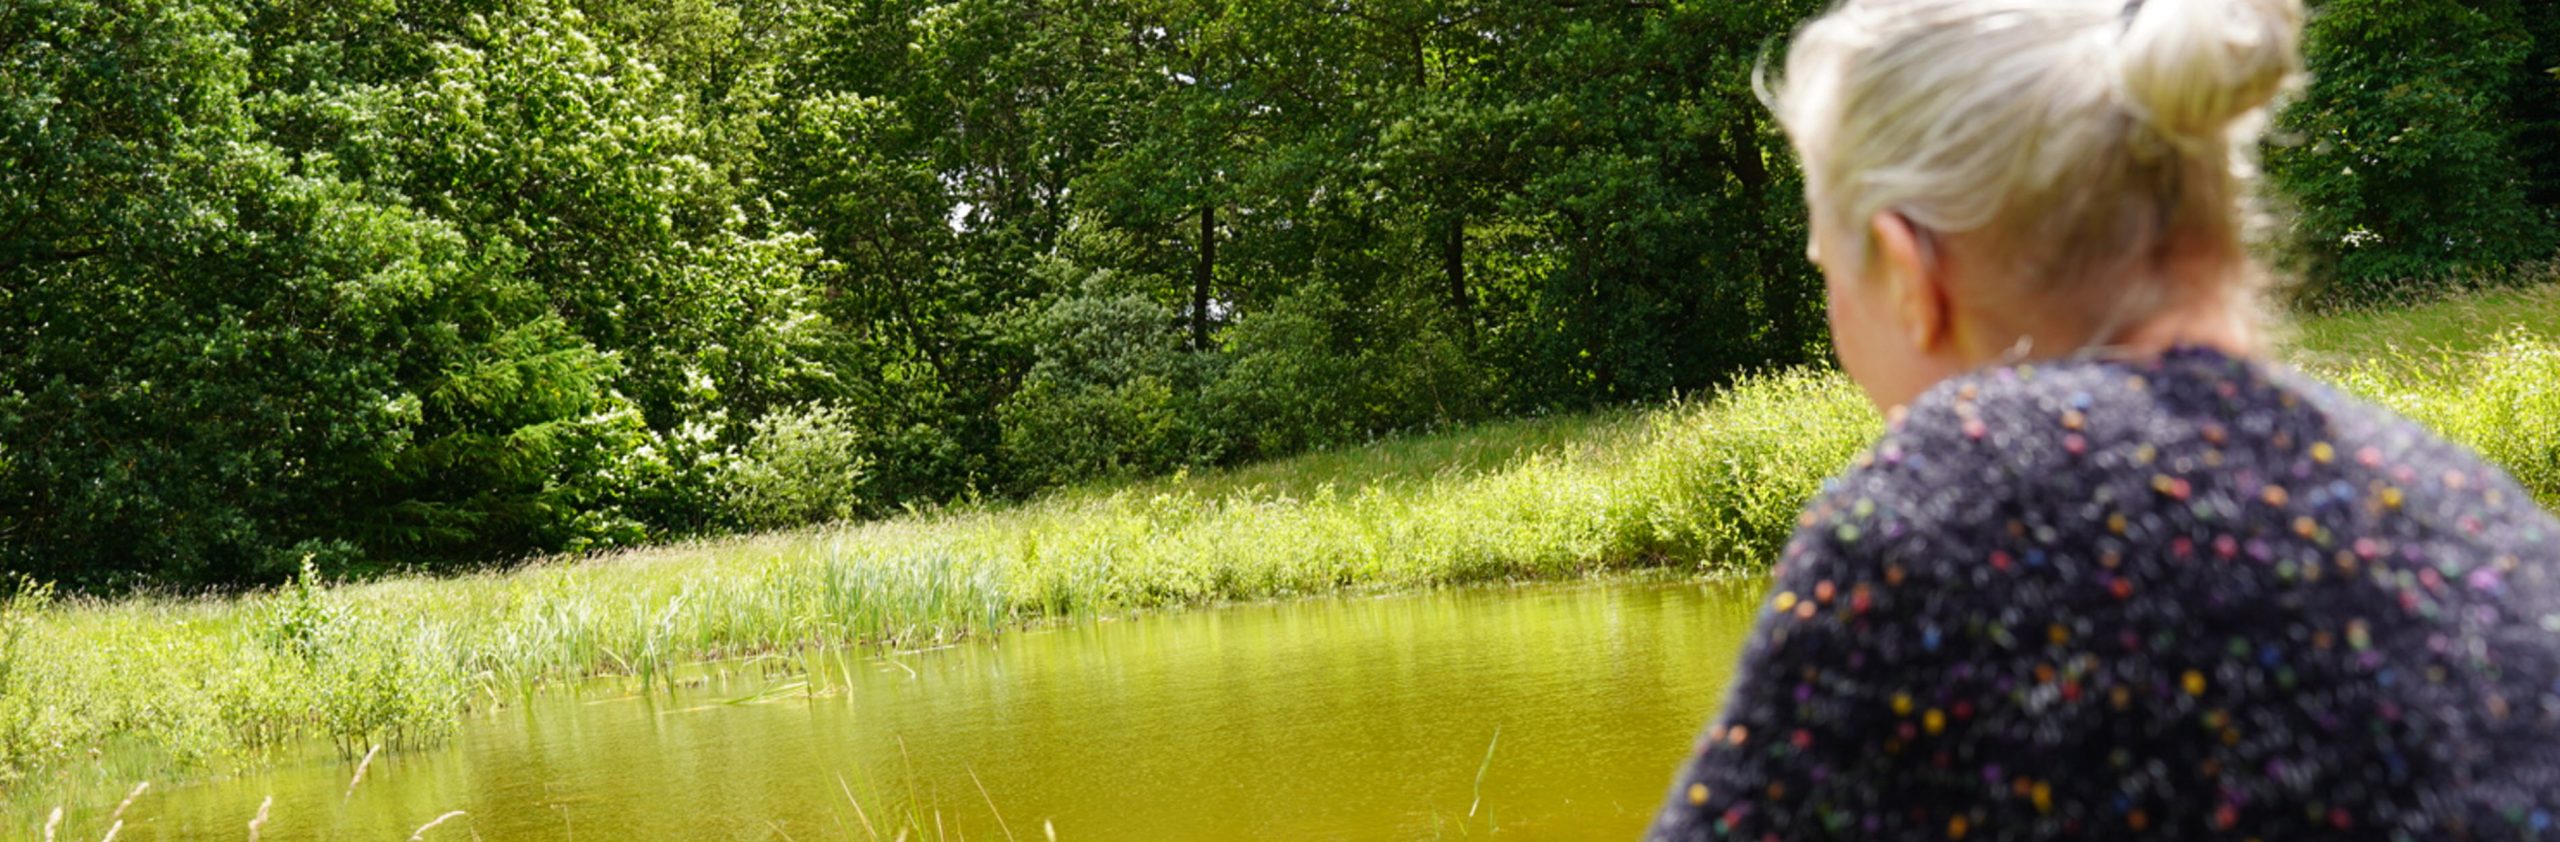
1443, 213, 1471, 337
1730, 104, 1806, 361
1729, 103, 1770, 196
1193, 203, 1216, 351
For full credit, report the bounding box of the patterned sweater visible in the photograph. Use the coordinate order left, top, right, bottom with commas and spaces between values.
1647, 346, 2560, 840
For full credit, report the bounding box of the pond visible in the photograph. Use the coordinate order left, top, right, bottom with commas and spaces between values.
38, 578, 1766, 840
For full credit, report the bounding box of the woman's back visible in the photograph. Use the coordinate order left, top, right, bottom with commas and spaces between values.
1649, 347, 2560, 839
1656, 0, 2560, 835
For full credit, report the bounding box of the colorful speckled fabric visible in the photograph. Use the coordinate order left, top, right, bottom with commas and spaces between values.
1649, 346, 2560, 841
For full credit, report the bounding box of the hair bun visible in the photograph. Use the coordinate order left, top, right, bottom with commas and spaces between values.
2115, 0, 2305, 142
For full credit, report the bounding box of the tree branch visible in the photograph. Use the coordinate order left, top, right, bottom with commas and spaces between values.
0, 245, 107, 274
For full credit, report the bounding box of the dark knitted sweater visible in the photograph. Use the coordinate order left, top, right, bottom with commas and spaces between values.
1647, 347, 2560, 841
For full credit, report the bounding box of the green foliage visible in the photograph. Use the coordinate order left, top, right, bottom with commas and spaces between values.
1000, 278, 1219, 489
262, 557, 346, 661
1205, 295, 1375, 458
721, 404, 873, 530
2270, 0, 2557, 293
2516, 13, 2560, 208
5, 0, 2555, 589
253, 558, 460, 754
0, 0, 826, 585
1207, 288, 1490, 461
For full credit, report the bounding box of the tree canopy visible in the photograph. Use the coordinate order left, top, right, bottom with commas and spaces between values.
3, 0, 2553, 589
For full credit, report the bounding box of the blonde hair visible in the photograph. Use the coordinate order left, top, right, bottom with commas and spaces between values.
1770, 0, 2304, 345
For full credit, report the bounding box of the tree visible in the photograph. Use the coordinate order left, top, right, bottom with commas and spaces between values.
2270, 0, 2554, 291
7, 0, 2548, 590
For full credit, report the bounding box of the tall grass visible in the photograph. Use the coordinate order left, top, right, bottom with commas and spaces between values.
2281, 267, 2560, 369
2327, 333, 2560, 509
4, 286, 2559, 798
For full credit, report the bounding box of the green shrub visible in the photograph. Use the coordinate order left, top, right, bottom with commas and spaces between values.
1608, 370, 1879, 571
247, 558, 461, 755
1203, 292, 1364, 458
261, 558, 346, 661
719, 404, 873, 530
999, 278, 1221, 488
1207, 288, 1490, 461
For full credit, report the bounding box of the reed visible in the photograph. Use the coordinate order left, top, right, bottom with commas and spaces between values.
346, 745, 380, 798
246, 796, 271, 842
408, 810, 468, 841
968, 766, 1016, 842
105, 783, 145, 826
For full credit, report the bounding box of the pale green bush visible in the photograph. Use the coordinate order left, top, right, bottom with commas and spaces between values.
720, 404, 873, 530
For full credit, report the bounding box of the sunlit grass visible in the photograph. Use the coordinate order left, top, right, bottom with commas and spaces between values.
4, 283, 2557, 803
2324, 332, 2560, 510
1084, 409, 1649, 504
2281, 263, 2560, 372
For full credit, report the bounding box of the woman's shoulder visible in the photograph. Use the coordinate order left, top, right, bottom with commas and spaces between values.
1798, 351, 2182, 546
1789, 346, 2556, 584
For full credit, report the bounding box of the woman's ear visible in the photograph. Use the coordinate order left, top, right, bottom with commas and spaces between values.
1869, 211, 1951, 355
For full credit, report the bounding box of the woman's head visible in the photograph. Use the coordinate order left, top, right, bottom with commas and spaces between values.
1771, 0, 2305, 410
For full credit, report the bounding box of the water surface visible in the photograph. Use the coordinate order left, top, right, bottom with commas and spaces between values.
40, 578, 1766, 840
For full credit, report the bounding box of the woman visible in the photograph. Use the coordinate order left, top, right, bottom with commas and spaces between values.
1649, 0, 2560, 839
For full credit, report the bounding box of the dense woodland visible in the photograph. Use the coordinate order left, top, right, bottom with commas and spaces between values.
3, 0, 2556, 589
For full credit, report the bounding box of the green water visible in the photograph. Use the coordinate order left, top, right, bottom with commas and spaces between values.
27, 578, 1764, 840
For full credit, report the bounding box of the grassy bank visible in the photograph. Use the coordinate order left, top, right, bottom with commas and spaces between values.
6, 283, 2560, 796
